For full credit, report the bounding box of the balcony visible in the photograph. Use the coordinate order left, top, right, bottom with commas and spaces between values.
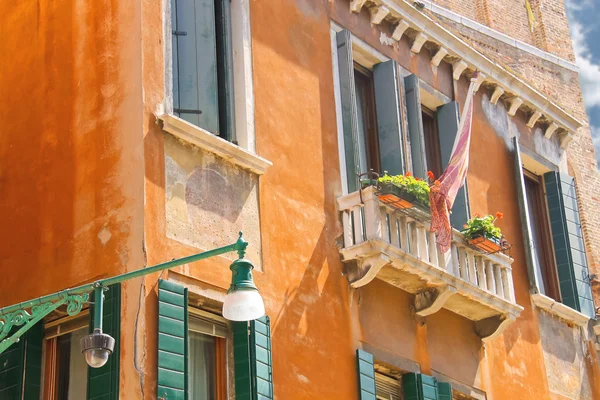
338, 187, 523, 340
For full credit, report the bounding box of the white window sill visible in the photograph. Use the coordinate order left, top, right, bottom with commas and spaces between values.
531, 293, 590, 327
158, 114, 272, 175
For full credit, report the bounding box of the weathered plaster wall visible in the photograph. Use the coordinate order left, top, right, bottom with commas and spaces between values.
0, 0, 145, 397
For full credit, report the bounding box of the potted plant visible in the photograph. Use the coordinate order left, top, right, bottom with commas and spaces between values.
376, 172, 431, 213
462, 212, 508, 254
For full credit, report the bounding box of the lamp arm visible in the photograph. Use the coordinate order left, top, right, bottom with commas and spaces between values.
0, 232, 249, 355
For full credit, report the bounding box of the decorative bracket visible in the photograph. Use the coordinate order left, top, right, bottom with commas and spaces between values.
0, 292, 89, 354
476, 313, 516, 341
347, 254, 392, 288
414, 285, 457, 316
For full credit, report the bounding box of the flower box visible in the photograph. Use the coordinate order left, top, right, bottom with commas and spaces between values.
467, 234, 503, 254
376, 183, 431, 221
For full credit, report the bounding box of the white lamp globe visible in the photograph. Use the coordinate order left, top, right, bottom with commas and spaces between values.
223, 289, 265, 321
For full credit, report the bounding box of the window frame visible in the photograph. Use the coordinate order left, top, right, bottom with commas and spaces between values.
353, 62, 381, 175
421, 105, 442, 178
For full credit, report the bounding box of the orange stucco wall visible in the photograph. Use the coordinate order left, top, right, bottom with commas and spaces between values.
2, 0, 598, 399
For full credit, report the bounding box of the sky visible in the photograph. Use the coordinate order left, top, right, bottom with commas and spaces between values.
565, 0, 600, 166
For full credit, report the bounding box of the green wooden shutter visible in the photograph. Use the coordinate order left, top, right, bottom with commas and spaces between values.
356, 349, 376, 400
172, 0, 220, 133
233, 316, 274, 400
513, 137, 540, 293
215, 0, 236, 142
373, 60, 405, 176
336, 29, 361, 193
437, 101, 470, 229
437, 382, 452, 400
545, 172, 595, 317
88, 283, 121, 400
157, 280, 188, 400
0, 324, 43, 400
404, 74, 427, 179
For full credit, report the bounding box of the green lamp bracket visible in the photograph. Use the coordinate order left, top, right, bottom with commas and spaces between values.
0, 232, 251, 355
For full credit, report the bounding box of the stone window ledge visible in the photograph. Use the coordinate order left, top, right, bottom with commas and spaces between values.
158, 114, 272, 175
531, 293, 590, 327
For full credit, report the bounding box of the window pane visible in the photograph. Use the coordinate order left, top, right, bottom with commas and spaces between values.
354, 73, 369, 174
525, 177, 547, 295
56, 327, 88, 399
189, 331, 217, 400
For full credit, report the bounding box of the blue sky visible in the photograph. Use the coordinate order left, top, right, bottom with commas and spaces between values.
565, 0, 600, 166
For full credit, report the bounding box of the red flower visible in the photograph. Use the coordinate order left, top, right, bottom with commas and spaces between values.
434, 180, 440, 186
405, 171, 412, 177
496, 212, 504, 219
474, 213, 481, 218
415, 177, 420, 181
463, 224, 468, 229
427, 171, 435, 180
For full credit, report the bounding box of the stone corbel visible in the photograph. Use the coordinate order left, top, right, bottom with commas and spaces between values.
490, 86, 504, 105
545, 122, 558, 139
476, 314, 516, 341
431, 47, 448, 67
392, 20, 410, 41
527, 111, 542, 128
411, 32, 429, 53
452, 60, 468, 80
507, 97, 523, 116
414, 285, 457, 317
473, 72, 486, 93
350, 0, 368, 13
559, 131, 574, 149
370, 5, 390, 25
347, 254, 392, 288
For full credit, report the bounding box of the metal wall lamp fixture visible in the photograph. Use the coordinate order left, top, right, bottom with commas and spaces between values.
0, 232, 264, 367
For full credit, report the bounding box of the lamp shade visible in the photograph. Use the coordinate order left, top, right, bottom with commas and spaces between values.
222, 288, 265, 321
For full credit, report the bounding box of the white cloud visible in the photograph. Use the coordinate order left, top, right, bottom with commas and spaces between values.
570, 22, 600, 108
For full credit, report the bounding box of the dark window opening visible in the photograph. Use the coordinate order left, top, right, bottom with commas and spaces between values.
354, 63, 381, 175
422, 106, 442, 178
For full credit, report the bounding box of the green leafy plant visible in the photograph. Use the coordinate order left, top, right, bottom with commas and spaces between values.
462, 212, 503, 241
378, 172, 431, 207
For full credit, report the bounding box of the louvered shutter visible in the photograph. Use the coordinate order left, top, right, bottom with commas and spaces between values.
375, 372, 402, 400
513, 137, 541, 293
0, 323, 43, 400
157, 280, 188, 400
544, 172, 595, 317
233, 316, 274, 400
336, 29, 361, 193
437, 101, 470, 229
356, 349, 376, 400
172, 0, 220, 133
402, 373, 451, 400
374, 60, 405, 176
404, 75, 427, 179
88, 283, 121, 400
437, 382, 452, 400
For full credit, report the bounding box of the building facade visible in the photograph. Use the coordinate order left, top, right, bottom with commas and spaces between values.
1, 0, 600, 399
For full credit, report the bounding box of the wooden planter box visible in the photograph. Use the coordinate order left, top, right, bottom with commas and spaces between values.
467, 234, 503, 254
376, 183, 431, 221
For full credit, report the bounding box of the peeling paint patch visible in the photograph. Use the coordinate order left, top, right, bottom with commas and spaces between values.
532, 126, 562, 166
98, 227, 112, 245
481, 93, 517, 151
379, 31, 395, 47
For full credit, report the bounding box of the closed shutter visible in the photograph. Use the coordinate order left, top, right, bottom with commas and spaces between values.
356, 349, 376, 400
373, 60, 405, 176
404, 75, 427, 179
0, 323, 43, 400
375, 372, 402, 400
88, 283, 121, 400
233, 316, 274, 400
172, 0, 220, 133
437, 101, 470, 229
214, 0, 236, 142
544, 172, 595, 317
403, 373, 451, 400
336, 29, 361, 193
513, 137, 540, 293
157, 280, 188, 400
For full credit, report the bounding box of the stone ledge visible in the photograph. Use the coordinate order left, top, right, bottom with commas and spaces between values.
158, 114, 272, 175
531, 293, 590, 327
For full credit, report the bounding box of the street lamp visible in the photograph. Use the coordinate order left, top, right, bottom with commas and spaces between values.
80, 286, 115, 368
223, 257, 265, 321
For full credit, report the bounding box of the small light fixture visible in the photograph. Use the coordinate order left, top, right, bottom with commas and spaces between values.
81, 286, 115, 368
222, 257, 265, 321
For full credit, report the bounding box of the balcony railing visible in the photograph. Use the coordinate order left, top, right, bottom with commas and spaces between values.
338, 187, 523, 341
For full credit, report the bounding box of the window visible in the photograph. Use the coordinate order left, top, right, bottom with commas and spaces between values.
422, 107, 442, 179
354, 64, 381, 175
188, 309, 228, 400
43, 314, 89, 399
171, 0, 236, 142
523, 170, 560, 300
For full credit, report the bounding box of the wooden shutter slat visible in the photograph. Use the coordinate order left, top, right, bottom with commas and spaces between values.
22, 322, 43, 400
544, 172, 595, 317
356, 349, 376, 400
437, 101, 470, 229
404, 74, 427, 179
437, 382, 452, 400
157, 280, 188, 400
336, 29, 361, 193
373, 60, 405, 176
87, 283, 121, 400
